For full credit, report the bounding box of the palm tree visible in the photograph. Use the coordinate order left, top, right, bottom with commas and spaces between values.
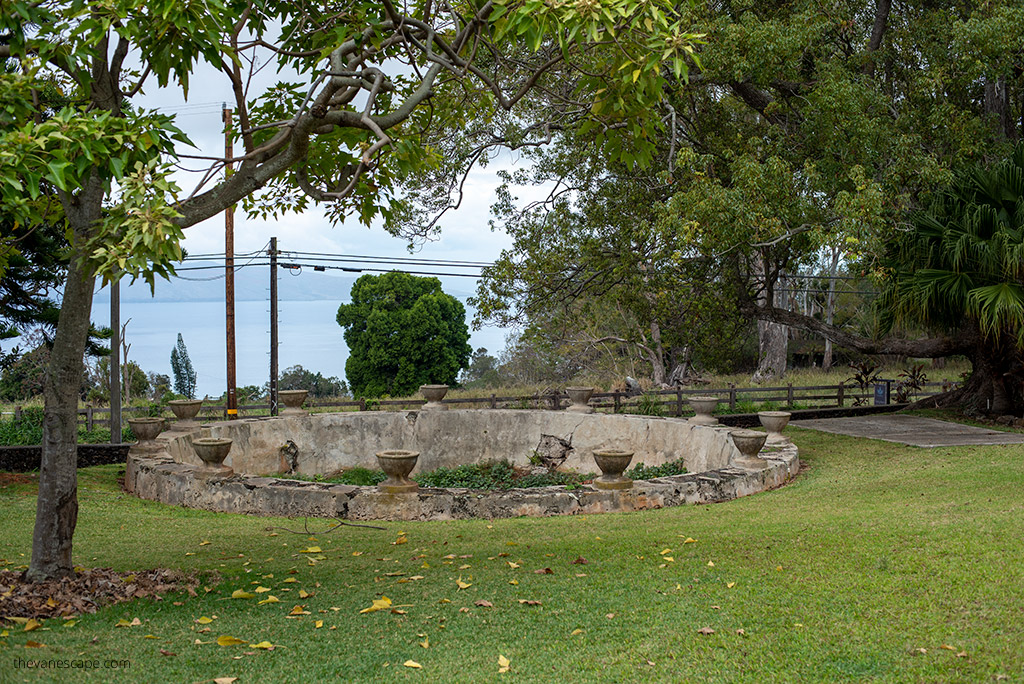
878, 145, 1024, 414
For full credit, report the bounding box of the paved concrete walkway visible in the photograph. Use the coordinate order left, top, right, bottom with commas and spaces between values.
795, 414, 1024, 448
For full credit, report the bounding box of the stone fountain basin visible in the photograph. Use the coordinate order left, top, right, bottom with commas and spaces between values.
164, 410, 744, 477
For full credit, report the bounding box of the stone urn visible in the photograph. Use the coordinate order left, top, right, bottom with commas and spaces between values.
168, 399, 203, 431
592, 449, 635, 490
127, 417, 165, 454
279, 389, 309, 416
730, 429, 768, 469
420, 385, 449, 411
192, 437, 234, 477
376, 450, 420, 493
688, 396, 720, 426
758, 411, 792, 445
565, 387, 595, 414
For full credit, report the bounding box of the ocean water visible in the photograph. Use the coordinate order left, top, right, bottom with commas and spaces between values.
87, 299, 507, 399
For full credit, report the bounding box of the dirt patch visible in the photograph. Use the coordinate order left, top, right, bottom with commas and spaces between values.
0, 472, 35, 487
0, 567, 211, 620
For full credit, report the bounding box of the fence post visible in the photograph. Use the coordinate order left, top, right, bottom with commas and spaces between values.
15, 406, 22, 421
787, 383, 794, 407
728, 387, 737, 411
549, 394, 559, 411
613, 392, 621, 413
837, 382, 845, 407
675, 388, 683, 417
490, 394, 497, 409
87, 406, 94, 431
359, 398, 366, 411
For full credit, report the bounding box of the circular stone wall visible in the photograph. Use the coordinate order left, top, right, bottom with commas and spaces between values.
124, 410, 799, 521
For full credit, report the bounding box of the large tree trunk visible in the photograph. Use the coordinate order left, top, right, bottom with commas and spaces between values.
752, 262, 788, 383
26, 249, 95, 581
747, 299, 1024, 415
27, 181, 102, 582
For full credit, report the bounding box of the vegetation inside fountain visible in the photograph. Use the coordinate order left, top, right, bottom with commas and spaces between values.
280, 457, 688, 490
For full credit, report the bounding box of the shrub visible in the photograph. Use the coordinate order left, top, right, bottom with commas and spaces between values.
625, 458, 688, 480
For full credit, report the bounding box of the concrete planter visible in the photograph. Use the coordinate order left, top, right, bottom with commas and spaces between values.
758, 411, 791, 445
193, 437, 234, 477
730, 429, 768, 469
279, 389, 309, 416
688, 396, 720, 426
592, 449, 634, 490
128, 417, 165, 455
376, 450, 420, 493
420, 385, 449, 411
565, 387, 595, 413
168, 399, 203, 431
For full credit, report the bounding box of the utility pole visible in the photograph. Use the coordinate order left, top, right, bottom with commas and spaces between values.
269, 237, 279, 416
224, 106, 238, 419
110, 279, 121, 443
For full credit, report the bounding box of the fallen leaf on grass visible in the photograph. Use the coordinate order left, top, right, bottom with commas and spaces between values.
456, 577, 472, 590
508, 580, 518, 586
571, 557, 588, 565
360, 597, 393, 614
914, 648, 927, 655
940, 644, 955, 651
299, 546, 322, 553
727, 582, 736, 588
474, 600, 493, 608
213, 678, 238, 684
249, 641, 276, 650
420, 637, 429, 648
159, 649, 176, 657
956, 652, 968, 658
257, 596, 280, 605
606, 613, 615, 619
196, 617, 215, 624
682, 537, 697, 544
289, 605, 310, 616
314, 620, 323, 629
24, 640, 45, 648
24, 619, 41, 632
217, 635, 247, 646
707, 561, 715, 567
660, 549, 672, 556
254, 586, 271, 593
282, 578, 298, 584
115, 618, 141, 628
199, 541, 212, 546
459, 607, 470, 613
696, 627, 715, 635
404, 660, 422, 669
498, 654, 511, 673
534, 568, 553, 575
736, 629, 746, 636
570, 629, 584, 636
518, 600, 542, 606
393, 535, 408, 546
231, 589, 255, 600
507, 562, 520, 569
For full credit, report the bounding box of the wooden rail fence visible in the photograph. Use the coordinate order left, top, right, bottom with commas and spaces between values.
0, 379, 949, 430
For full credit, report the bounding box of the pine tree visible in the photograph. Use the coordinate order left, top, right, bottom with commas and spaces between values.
169, 333, 196, 399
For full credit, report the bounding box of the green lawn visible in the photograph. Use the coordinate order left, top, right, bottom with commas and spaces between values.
1, 427, 1023, 682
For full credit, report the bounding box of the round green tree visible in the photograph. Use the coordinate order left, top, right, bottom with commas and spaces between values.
337, 272, 472, 398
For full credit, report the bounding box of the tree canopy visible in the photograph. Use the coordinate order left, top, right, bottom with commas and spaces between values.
472, 0, 1024, 395
337, 272, 471, 397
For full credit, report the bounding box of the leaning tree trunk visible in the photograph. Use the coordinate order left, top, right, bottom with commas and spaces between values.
27, 189, 101, 582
